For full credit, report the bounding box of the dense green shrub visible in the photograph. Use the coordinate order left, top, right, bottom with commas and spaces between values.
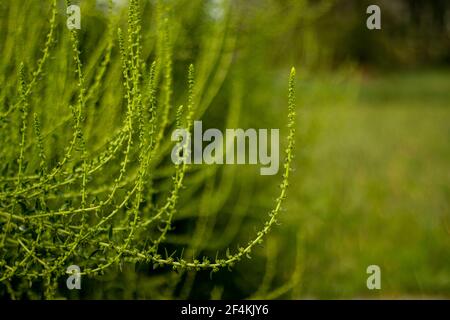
0, 0, 298, 299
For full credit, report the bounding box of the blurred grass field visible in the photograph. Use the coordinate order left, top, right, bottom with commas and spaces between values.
285, 69, 450, 298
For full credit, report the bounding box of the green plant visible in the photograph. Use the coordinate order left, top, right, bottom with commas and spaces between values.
0, 0, 297, 299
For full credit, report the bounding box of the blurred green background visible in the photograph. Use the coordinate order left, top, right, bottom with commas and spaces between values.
1, 0, 449, 299
205, 0, 450, 299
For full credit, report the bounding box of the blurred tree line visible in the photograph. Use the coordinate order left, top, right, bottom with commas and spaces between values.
315, 0, 450, 69
235, 0, 450, 71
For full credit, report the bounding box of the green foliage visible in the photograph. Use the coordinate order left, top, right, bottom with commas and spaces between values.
0, 0, 298, 299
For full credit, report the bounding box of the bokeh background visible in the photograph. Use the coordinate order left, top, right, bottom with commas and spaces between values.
1, 0, 449, 299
